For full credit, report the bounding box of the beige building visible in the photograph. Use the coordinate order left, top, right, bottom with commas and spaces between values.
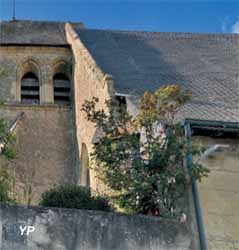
0, 20, 238, 249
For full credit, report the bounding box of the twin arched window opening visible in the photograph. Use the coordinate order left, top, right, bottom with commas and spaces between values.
20, 61, 71, 105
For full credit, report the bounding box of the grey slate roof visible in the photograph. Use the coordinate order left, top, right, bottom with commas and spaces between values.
75, 28, 239, 122
0, 20, 84, 46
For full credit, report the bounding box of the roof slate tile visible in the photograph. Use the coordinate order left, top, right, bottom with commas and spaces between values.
76, 28, 239, 122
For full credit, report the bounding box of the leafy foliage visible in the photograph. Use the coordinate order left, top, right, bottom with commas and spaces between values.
0, 118, 16, 160
82, 85, 209, 218
0, 95, 16, 203
0, 166, 15, 203
40, 184, 113, 212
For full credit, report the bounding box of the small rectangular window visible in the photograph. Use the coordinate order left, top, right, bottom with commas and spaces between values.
115, 95, 127, 111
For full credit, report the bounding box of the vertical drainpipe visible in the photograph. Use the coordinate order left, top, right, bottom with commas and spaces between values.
184, 122, 207, 250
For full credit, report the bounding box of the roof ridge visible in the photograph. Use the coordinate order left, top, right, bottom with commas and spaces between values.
0, 19, 83, 25
0, 20, 84, 46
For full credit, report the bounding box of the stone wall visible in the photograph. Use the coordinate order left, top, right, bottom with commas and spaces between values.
65, 23, 114, 191
0, 105, 75, 205
193, 136, 239, 250
0, 204, 196, 250
0, 45, 77, 204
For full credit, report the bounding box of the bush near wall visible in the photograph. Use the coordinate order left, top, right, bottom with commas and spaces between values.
40, 185, 113, 212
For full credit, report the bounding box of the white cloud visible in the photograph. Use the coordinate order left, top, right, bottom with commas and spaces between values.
221, 16, 229, 33
232, 18, 239, 33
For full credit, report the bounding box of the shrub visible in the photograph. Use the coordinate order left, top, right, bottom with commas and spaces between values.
40, 185, 113, 212
82, 85, 209, 218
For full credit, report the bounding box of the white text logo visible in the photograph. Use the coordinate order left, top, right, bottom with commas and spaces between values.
19, 225, 35, 235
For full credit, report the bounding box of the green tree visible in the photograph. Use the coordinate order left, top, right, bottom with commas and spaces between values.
82, 85, 209, 218
0, 69, 16, 203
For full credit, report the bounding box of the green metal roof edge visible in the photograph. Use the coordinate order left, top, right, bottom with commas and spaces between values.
185, 118, 239, 129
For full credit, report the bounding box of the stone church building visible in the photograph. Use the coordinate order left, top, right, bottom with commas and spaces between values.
0, 20, 238, 249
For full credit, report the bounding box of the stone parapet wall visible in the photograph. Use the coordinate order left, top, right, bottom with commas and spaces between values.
0, 204, 196, 250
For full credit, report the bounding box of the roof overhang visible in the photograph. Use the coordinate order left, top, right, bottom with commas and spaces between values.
0, 43, 70, 48
185, 119, 239, 133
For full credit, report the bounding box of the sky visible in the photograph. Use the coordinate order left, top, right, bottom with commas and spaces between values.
0, 0, 239, 33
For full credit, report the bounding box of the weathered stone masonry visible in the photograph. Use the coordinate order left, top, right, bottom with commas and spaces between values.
0, 21, 115, 202
0, 204, 196, 250
65, 23, 114, 191
0, 43, 76, 204
0, 105, 74, 204
0, 46, 72, 103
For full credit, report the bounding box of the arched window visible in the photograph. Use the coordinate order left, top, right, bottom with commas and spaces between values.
79, 143, 90, 187
21, 72, 40, 104
53, 62, 71, 105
